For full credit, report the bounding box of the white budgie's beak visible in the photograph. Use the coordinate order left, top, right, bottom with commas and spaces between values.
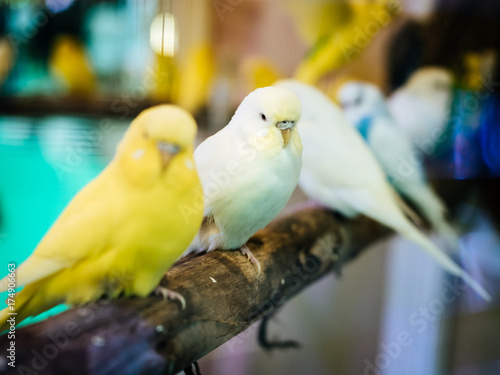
157, 141, 180, 170
276, 120, 296, 147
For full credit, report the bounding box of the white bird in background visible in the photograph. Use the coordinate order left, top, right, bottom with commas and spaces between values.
337, 81, 458, 247
193, 86, 303, 274
274, 79, 490, 301
387, 67, 453, 151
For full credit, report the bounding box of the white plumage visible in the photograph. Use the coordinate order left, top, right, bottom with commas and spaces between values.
387, 67, 453, 150
275, 79, 490, 301
194, 86, 303, 269
338, 81, 458, 247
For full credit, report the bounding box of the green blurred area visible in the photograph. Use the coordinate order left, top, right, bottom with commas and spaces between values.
0, 115, 125, 326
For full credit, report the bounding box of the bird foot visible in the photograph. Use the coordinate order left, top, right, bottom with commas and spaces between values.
239, 245, 262, 275
183, 361, 202, 375
258, 316, 301, 351
155, 286, 186, 310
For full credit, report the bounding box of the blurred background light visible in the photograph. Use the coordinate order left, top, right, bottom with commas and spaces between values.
45, 0, 74, 14
150, 12, 177, 57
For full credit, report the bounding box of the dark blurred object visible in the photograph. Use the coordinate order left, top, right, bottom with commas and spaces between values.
449, 90, 491, 179
27, 1, 90, 64
433, 177, 500, 242
0, 4, 7, 35
387, 20, 425, 91
479, 94, 500, 177
424, 0, 500, 80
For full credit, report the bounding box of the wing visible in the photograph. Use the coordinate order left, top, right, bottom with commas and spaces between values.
300, 113, 388, 191
369, 116, 426, 184
194, 129, 234, 178
0, 174, 113, 291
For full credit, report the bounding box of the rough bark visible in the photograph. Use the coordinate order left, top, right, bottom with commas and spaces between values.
0, 206, 390, 375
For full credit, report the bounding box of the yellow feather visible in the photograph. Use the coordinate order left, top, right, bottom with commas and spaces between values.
293, 0, 401, 84
177, 43, 215, 113
0, 105, 203, 331
49, 35, 96, 95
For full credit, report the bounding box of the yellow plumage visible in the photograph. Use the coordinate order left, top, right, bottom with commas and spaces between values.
50, 35, 96, 95
0, 105, 203, 331
291, 0, 400, 84
242, 57, 283, 91
177, 43, 215, 113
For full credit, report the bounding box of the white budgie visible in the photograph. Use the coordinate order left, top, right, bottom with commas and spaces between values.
387, 67, 453, 151
275, 79, 490, 301
194, 86, 303, 274
337, 81, 458, 247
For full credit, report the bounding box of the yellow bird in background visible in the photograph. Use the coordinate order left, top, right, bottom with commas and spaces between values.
0, 105, 203, 331
0, 37, 14, 86
289, 0, 401, 84
242, 57, 283, 91
152, 54, 180, 102
153, 44, 215, 114
50, 34, 96, 95
177, 43, 215, 113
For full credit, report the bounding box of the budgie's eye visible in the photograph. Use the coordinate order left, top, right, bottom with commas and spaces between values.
260, 113, 267, 121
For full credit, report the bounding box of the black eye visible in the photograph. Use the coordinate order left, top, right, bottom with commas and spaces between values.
260, 113, 266, 121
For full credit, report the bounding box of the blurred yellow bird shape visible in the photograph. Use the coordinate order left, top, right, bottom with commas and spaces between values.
0, 105, 203, 331
50, 35, 96, 95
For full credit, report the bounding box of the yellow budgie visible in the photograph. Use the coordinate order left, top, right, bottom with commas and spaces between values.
177, 43, 215, 113
290, 0, 401, 84
50, 35, 96, 95
242, 57, 283, 91
0, 105, 203, 331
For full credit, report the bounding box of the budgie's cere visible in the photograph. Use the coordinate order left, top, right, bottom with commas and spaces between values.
338, 81, 458, 247
194, 86, 303, 274
0, 105, 204, 330
275, 79, 490, 302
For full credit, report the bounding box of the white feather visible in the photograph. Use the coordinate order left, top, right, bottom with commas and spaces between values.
275, 79, 490, 301
387, 67, 453, 149
339, 81, 458, 247
194, 86, 302, 250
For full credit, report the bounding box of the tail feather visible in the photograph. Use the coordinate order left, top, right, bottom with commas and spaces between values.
400, 183, 459, 248
401, 222, 491, 302
0, 307, 11, 333
0, 283, 43, 332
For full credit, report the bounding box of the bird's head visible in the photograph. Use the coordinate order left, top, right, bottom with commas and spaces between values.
337, 81, 387, 123
233, 86, 301, 147
405, 68, 453, 95
123, 105, 197, 171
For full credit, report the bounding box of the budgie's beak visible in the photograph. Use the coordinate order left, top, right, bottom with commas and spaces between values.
276, 120, 295, 147
157, 141, 180, 170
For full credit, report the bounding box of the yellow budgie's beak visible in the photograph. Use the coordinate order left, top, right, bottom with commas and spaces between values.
276, 120, 296, 147
157, 141, 181, 170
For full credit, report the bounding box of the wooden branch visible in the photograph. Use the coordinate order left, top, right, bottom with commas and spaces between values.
0, 96, 164, 119
0, 96, 209, 127
0, 206, 390, 375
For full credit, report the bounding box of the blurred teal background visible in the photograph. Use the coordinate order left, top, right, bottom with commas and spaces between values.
0, 115, 127, 325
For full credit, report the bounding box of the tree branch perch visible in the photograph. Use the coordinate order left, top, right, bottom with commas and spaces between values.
0, 206, 390, 375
